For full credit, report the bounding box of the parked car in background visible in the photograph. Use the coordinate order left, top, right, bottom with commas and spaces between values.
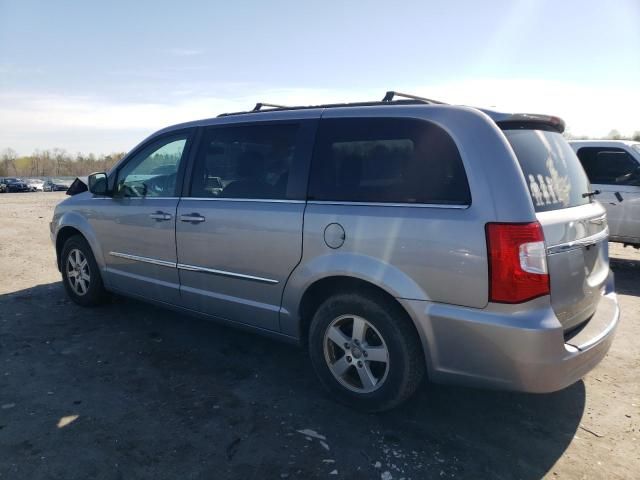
570, 140, 640, 248
0, 177, 30, 192
50, 92, 619, 411
27, 179, 45, 192
43, 179, 70, 192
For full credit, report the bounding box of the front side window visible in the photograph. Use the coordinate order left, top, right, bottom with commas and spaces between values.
115, 135, 188, 197
190, 123, 299, 199
308, 118, 471, 205
576, 147, 640, 186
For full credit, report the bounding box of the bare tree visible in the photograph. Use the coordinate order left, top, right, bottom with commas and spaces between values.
607, 129, 622, 140
0, 148, 18, 176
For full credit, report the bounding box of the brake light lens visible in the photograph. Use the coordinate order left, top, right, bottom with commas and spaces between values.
486, 222, 549, 303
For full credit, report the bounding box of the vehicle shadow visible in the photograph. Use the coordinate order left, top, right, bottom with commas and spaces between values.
610, 256, 640, 297
0, 282, 585, 480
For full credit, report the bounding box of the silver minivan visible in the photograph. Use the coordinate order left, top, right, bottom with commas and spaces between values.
51, 92, 619, 411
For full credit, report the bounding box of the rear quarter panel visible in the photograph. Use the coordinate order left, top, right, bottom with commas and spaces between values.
280, 106, 538, 338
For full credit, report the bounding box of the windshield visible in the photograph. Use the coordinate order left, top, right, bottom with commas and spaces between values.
503, 129, 591, 212
632, 144, 640, 156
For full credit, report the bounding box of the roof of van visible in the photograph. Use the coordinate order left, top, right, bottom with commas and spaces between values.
153, 93, 566, 136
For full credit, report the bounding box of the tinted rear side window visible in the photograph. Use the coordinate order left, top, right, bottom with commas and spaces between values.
190, 123, 299, 200
308, 118, 471, 205
503, 129, 591, 212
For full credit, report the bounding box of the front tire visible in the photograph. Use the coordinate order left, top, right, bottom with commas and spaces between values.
308, 293, 425, 412
61, 235, 106, 307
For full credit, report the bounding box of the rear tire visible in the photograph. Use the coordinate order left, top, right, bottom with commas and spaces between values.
61, 235, 106, 307
308, 292, 425, 412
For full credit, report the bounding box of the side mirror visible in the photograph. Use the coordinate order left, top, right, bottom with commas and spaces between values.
88, 172, 110, 196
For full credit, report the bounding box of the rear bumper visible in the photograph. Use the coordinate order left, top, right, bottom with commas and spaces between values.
399, 273, 619, 393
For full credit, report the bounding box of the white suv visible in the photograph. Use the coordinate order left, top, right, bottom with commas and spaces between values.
570, 140, 640, 247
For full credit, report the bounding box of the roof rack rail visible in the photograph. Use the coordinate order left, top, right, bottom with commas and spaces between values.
382, 91, 447, 104
252, 102, 290, 112
218, 91, 447, 117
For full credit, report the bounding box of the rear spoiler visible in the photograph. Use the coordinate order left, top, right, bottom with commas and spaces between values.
495, 113, 566, 134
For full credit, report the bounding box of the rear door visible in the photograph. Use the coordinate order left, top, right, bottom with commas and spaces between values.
575, 146, 640, 243
175, 119, 317, 331
504, 129, 609, 331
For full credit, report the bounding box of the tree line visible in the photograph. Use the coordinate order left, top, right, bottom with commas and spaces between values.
564, 130, 640, 141
0, 148, 126, 178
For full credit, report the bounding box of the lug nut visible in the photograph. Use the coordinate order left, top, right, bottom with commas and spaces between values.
363, 351, 368, 357
346, 356, 352, 363
344, 343, 350, 349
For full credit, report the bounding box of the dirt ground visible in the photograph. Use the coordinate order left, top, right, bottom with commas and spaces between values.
0, 192, 638, 480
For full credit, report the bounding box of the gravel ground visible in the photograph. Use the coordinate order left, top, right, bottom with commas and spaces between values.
1, 192, 638, 480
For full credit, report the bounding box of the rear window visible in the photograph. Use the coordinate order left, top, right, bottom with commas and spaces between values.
503, 129, 591, 212
309, 118, 471, 205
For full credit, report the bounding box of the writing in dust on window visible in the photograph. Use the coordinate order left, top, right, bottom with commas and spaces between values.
527, 159, 571, 207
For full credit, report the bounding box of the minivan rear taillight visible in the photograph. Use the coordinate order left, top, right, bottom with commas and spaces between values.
485, 222, 549, 303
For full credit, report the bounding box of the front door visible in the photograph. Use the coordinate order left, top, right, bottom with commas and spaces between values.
92, 131, 193, 304
576, 146, 640, 243
176, 120, 316, 331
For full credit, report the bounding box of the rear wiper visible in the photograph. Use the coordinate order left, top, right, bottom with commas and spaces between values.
582, 190, 601, 199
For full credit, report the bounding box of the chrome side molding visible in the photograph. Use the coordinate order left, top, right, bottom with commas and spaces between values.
109, 251, 177, 268
108, 252, 278, 284
177, 263, 279, 284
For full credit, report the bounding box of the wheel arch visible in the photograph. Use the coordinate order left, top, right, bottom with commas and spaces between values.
295, 276, 424, 358
54, 213, 105, 272
56, 226, 91, 270
280, 251, 431, 336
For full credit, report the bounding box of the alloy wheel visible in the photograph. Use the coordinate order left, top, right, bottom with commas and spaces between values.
323, 314, 390, 393
66, 248, 90, 296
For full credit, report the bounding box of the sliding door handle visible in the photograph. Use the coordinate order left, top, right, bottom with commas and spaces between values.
149, 211, 172, 221
180, 213, 206, 223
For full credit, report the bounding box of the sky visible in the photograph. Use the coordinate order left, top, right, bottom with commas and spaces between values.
1, 0, 639, 156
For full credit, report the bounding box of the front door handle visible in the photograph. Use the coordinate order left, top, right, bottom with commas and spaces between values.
149, 211, 172, 221
180, 213, 206, 223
